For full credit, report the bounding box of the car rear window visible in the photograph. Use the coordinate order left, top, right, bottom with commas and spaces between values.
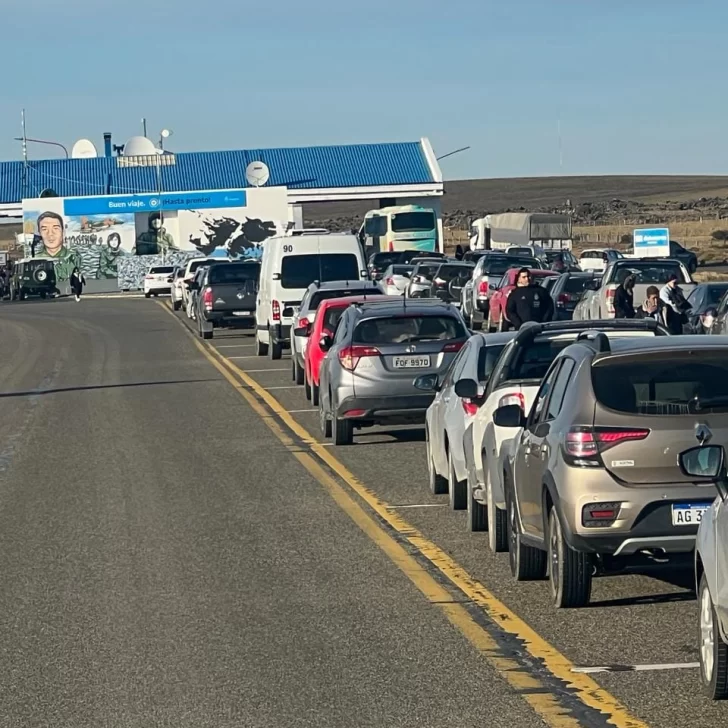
508, 247, 535, 256
478, 344, 508, 382
310, 288, 384, 309
400, 250, 446, 264
564, 276, 596, 293
188, 260, 213, 274
706, 286, 728, 305
592, 354, 728, 415
613, 263, 686, 285
502, 339, 576, 382
413, 263, 440, 279
370, 253, 400, 268
353, 315, 466, 344
322, 306, 347, 333
280, 254, 359, 289
484, 257, 539, 275
436, 265, 473, 280
208, 264, 259, 285
581, 251, 606, 260
150, 266, 174, 274
390, 265, 414, 276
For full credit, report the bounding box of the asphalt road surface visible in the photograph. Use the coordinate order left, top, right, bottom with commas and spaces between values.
0, 297, 724, 728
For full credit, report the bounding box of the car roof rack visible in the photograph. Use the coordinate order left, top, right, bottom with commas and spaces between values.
576, 330, 611, 353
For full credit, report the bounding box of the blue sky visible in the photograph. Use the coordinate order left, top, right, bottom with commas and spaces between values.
2, 0, 726, 179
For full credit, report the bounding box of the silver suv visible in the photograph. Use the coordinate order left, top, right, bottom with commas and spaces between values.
318, 300, 470, 445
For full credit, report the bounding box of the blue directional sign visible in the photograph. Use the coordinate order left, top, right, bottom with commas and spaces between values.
633, 227, 670, 257
63, 190, 247, 216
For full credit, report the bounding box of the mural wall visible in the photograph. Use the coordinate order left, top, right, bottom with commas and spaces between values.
22, 187, 289, 288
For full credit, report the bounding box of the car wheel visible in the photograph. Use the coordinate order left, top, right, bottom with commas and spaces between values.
202, 330, 213, 340
312, 383, 320, 406
294, 359, 305, 385
173, 299, 181, 311
255, 334, 269, 357
427, 435, 448, 495
319, 393, 332, 438
466, 471, 487, 532
548, 505, 592, 608
304, 373, 312, 401
448, 449, 467, 510
699, 573, 728, 699
507, 482, 546, 581
332, 410, 353, 446
487, 468, 508, 552
269, 328, 283, 360
144, 292, 151, 298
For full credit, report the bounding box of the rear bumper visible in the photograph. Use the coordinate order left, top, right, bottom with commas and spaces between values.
336, 393, 435, 423
204, 310, 256, 324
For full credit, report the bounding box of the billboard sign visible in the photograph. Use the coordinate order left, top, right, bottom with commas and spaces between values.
633, 227, 670, 258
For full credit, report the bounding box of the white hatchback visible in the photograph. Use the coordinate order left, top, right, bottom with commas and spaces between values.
143, 265, 175, 297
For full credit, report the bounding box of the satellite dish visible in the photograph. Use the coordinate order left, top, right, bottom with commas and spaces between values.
245, 161, 270, 187
122, 136, 157, 156
39, 188, 58, 198
71, 139, 98, 159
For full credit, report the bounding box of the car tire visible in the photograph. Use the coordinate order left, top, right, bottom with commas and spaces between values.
319, 394, 332, 438
427, 435, 448, 495
690, 259, 698, 275
294, 359, 305, 385
507, 482, 546, 581
269, 328, 283, 360
699, 573, 728, 699
487, 468, 508, 553
202, 330, 213, 340
466, 472, 487, 532
173, 299, 181, 311
304, 374, 312, 401
448, 450, 467, 510
312, 383, 320, 406
332, 411, 353, 446
548, 505, 592, 608
144, 292, 151, 298
255, 334, 269, 357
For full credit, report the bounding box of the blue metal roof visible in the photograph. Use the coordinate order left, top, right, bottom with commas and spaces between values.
0, 141, 435, 203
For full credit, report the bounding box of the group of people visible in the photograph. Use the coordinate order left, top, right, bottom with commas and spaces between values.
612, 273, 692, 334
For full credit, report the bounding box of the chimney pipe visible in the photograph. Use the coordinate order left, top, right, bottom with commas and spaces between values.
103, 133, 112, 158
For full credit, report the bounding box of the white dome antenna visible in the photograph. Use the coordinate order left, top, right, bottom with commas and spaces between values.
122, 136, 157, 156
71, 139, 98, 159
245, 161, 270, 187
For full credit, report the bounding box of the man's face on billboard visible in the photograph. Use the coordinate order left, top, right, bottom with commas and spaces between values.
39, 215, 63, 254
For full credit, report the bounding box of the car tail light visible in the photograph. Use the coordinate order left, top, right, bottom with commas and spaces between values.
605, 288, 616, 314
557, 293, 571, 307
343, 409, 366, 418
442, 341, 464, 353
461, 399, 479, 416
564, 426, 650, 466
145, 275, 153, 280
338, 345, 380, 371
434, 277, 446, 286
202, 286, 213, 310
272, 300, 281, 322
385, 277, 394, 286
477, 279, 489, 296
498, 392, 525, 410
582, 502, 622, 527
298, 316, 310, 328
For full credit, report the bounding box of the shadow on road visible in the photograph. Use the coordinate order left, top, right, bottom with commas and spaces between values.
352, 427, 427, 445
0, 379, 221, 398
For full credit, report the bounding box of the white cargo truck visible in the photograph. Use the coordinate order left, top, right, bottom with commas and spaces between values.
469, 212, 573, 252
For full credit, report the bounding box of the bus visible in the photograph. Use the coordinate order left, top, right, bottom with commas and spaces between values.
359, 205, 440, 255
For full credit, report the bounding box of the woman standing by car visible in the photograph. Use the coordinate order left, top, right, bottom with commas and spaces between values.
70, 267, 86, 302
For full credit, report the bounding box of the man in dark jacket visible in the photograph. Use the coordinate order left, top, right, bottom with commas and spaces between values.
613, 273, 636, 318
506, 268, 554, 329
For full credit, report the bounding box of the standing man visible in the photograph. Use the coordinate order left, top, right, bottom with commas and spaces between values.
35, 211, 81, 282
613, 273, 636, 318
660, 273, 690, 334
506, 268, 554, 330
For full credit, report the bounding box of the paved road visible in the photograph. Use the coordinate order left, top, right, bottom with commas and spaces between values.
0, 299, 549, 728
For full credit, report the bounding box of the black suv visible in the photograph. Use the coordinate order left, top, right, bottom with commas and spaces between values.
11, 259, 57, 300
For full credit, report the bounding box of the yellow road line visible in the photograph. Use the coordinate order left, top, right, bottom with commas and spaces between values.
159, 302, 649, 728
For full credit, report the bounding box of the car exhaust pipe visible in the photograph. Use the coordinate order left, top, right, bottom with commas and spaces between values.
640, 548, 669, 563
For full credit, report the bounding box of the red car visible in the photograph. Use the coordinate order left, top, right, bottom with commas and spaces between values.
299, 294, 400, 404
486, 268, 558, 331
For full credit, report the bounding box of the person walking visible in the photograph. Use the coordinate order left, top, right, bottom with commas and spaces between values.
659, 273, 690, 334
506, 267, 554, 329
613, 273, 636, 318
70, 267, 86, 302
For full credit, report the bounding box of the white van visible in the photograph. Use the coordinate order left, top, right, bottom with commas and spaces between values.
255, 234, 368, 359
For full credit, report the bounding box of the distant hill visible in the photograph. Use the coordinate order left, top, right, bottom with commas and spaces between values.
303, 175, 728, 231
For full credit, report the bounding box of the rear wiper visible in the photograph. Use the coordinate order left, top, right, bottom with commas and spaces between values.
688, 396, 728, 413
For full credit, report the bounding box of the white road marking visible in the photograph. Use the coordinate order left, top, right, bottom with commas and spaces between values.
571, 662, 699, 674
388, 504, 449, 509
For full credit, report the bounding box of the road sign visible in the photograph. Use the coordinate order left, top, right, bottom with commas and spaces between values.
633, 227, 670, 258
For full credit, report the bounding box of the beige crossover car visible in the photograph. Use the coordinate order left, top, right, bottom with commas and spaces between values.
494, 334, 728, 608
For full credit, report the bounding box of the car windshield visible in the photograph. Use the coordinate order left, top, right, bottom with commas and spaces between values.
391, 212, 435, 233
309, 288, 384, 310
508, 247, 535, 256
207, 264, 259, 285
280, 254, 359, 289
150, 266, 174, 274
484, 257, 539, 275
592, 354, 728, 415
612, 263, 686, 285
353, 315, 466, 344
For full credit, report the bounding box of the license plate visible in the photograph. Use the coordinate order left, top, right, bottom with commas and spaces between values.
671, 503, 709, 526
393, 355, 431, 369
232, 311, 250, 316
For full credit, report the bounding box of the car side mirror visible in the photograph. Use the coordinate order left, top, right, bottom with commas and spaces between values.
678, 445, 728, 499
414, 373, 440, 392
293, 325, 310, 337
319, 335, 333, 351
282, 306, 294, 318
493, 404, 526, 428
454, 378, 478, 399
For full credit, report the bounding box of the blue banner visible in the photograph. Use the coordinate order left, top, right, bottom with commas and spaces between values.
63, 190, 247, 216
633, 227, 670, 256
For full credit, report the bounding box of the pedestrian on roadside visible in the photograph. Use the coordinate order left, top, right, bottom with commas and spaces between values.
70, 267, 86, 302
506, 267, 554, 329
659, 273, 690, 334
635, 285, 666, 325
613, 273, 636, 318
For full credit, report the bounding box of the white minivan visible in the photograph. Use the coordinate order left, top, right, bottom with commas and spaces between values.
255, 234, 368, 359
